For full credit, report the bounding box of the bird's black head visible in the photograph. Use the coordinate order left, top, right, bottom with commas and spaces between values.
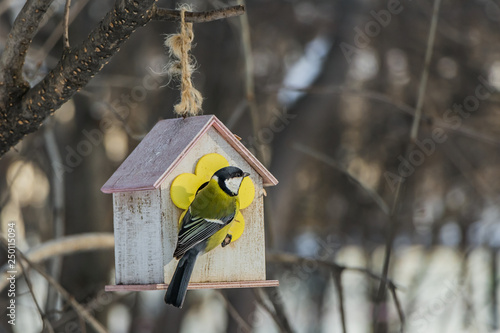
212, 166, 250, 196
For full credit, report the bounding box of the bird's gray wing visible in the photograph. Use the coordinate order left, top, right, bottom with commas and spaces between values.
173, 209, 235, 258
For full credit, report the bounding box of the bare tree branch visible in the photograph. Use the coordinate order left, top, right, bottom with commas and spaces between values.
278, 85, 500, 147
0, 236, 109, 333
0, 0, 54, 108
292, 142, 390, 215
152, 5, 245, 23
17, 256, 55, 333
0, 2, 245, 156
410, 0, 442, 141
263, 287, 295, 333
236, 0, 265, 161
266, 251, 402, 290
0, 232, 114, 291
375, 1, 442, 331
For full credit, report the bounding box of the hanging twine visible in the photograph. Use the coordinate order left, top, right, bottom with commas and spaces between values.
164, 4, 203, 117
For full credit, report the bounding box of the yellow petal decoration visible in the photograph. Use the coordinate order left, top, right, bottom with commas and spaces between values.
170, 153, 255, 243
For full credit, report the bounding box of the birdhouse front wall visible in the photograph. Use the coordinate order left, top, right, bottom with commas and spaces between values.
113, 189, 164, 284
111, 126, 267, 286
162, 127, 266, 283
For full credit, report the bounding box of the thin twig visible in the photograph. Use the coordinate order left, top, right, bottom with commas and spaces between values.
217, 291, 252, 333
277, 85, 416, 117
268, 251, 406, 332
236, 0, 265, 159
52, 291, 128, 332
235, 0, 273, 252
375, 1, 442, 331
263, 287, 294, 333
440, 140, 500, 205
63, 0, 71, 49
292, 143, 390, 215
459, 250, 476, 329
491, 248, 499, 331
17, 256, 55, 333
152, 5, 245, 23
374, 185, 402, 331
225, 99, 249, 130
0, 237, 109, 333
35, 0, 90, 70
332, 270, 347, 333
252, 289, 279, 324
0, 233, 114, 291
97, 96, 147, 140
410, 0, 442, 141
389, 284, 405, 332
43, 120, 66, 320
277, 85, 500, 147
433, 119, 500, 147
252, 289, 294, 333
266, 252, 403, 290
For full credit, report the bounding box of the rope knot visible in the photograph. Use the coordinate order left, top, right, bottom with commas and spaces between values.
165, 4, 203, 117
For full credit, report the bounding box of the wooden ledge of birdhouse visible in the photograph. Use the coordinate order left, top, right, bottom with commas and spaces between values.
105, 280, 279, 292
101, 115, 278, 288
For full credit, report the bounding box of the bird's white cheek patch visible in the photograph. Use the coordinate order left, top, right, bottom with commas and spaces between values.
225, 177, 244, 195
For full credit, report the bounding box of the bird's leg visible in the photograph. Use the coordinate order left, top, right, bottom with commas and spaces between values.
221, 234, 232, 247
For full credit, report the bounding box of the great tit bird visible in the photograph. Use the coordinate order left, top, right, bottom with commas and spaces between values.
165, 166, 250, 308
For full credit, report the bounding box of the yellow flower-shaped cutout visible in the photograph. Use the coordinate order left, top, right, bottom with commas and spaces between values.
170, 153, 255, 242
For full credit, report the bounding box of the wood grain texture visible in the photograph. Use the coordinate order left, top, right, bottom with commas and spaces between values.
105, 280, 279, 291
101, 115, 278, 193
113, 190, 164, 284
163, 127, 267, 283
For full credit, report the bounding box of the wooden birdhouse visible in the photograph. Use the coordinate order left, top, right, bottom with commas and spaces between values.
102, 115, 279, 291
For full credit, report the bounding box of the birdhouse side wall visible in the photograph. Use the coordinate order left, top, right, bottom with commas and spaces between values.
163, 127, 266, 282
113, 189, 164, 284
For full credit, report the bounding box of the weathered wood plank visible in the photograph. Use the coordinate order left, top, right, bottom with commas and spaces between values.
113, 189, 164, 284
105, 280, 279, 291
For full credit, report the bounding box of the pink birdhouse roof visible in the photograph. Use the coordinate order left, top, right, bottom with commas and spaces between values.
101, 115, 278, 193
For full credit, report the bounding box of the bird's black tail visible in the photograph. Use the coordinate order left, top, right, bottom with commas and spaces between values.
164, 249, 198, 308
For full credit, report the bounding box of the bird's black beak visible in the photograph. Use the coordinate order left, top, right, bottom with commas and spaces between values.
243, 172, 250, 178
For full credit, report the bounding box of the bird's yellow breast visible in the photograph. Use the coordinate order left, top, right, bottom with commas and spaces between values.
204, 222, 234, 253
190, 179, 240, 253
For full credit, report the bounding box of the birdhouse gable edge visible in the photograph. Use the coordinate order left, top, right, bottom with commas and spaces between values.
101, 115, 278, 194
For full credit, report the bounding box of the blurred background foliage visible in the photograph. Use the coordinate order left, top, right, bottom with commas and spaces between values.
0, 0, 499, 332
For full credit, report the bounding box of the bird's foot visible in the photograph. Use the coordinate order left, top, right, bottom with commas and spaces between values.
221, 234, 232, 247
